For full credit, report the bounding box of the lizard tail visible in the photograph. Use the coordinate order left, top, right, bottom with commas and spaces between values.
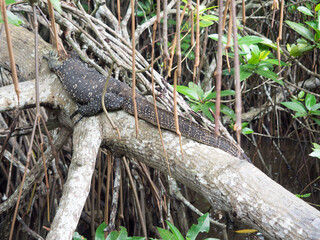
122, 97, 250, 162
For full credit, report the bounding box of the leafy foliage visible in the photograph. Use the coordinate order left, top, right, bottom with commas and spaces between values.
0, 0, 24, 26
281, 92, 320, 125
176, 82, 253, 134
208, 34, 286, 85
137, 0, 153, 17
156, 213, 219, 240
285, 3, 320, 56
74, 222, 145, 240
310, 143, 320, 159
74, 214, 221, 240
50, 0, 62, 13
296, 193, 312, 198
176, 82, 235, 121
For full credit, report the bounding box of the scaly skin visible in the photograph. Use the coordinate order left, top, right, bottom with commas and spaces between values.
46, 52, 250, 162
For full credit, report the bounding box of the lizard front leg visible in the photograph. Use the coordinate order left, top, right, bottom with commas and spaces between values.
71, 93, 125, 123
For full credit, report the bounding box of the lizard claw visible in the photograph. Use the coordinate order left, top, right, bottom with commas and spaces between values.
70, 107, 83, 126
73, 116, 84, 126
46, 51, 61, 70
49, 50, 59, 59
70, 102, 83, 120
44, 51, 59, 60
70, 108, 80, 119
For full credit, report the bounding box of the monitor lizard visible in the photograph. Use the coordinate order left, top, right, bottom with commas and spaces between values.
46, 52, 250, 162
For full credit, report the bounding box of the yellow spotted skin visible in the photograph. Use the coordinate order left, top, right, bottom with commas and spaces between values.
47, 52, 250, 162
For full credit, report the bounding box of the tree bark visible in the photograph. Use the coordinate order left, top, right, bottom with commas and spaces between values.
45, 118, 102, 240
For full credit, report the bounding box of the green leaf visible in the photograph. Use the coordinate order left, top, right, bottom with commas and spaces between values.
248, 53, 260, 64
0, 10, 24, 26
241, 64, 257, 69
296, 193, 311, 198
305, 21, 320, 33
240, 70, 253, 81
259, 50, 270, 60
95, 222, 108, 240
288, 44, 302, 57
73, 232, 87, 240
5, 0, 16, 4
203, 87, 215, 100
260, 59, 287, 66
281, 101, 307, 114
105, 231, 119, 240
186, 213, 210, 240
298, 91, 305, 99
188, 82, 204, 100
288, 42, 315, 56
254, 69, 283, 85
298, 43, 315, 53
118, 226, 129, 239
238, 36, 263, 45
285, 20, 314, 42
201, 102, 236, 121
315, 4, 320, 12
315, 31, 320, 42
242, 127, 254, 134
310, 149, 320, 158
305, 93, 316, 110
260, 38, 282, 53
176, 86, 200, 101
220, 90, 236, 97
250, 44, 260, 57
242, 122, 249, 128
181, 43, 190, 51
200, 103, 215, 121
166, 221, 184, 240
256, 66, 269, 72
310, 111, 320, 116
203, 90, 236, 101
312, 117, 320, 126
228, 66, 253, 81
126, 237, 146, 240
199, 20, 214, 28
221, 104, 236, 120
200, 14, 218, 21
258, 62, 274, 70
157, 227, 176, 240
49, 0, 62, 13
297, 6, 314, 16
294, 112, 308, 118
312, 142, 320, 149
208, 34, 229, 45
311, 103, 320, 111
